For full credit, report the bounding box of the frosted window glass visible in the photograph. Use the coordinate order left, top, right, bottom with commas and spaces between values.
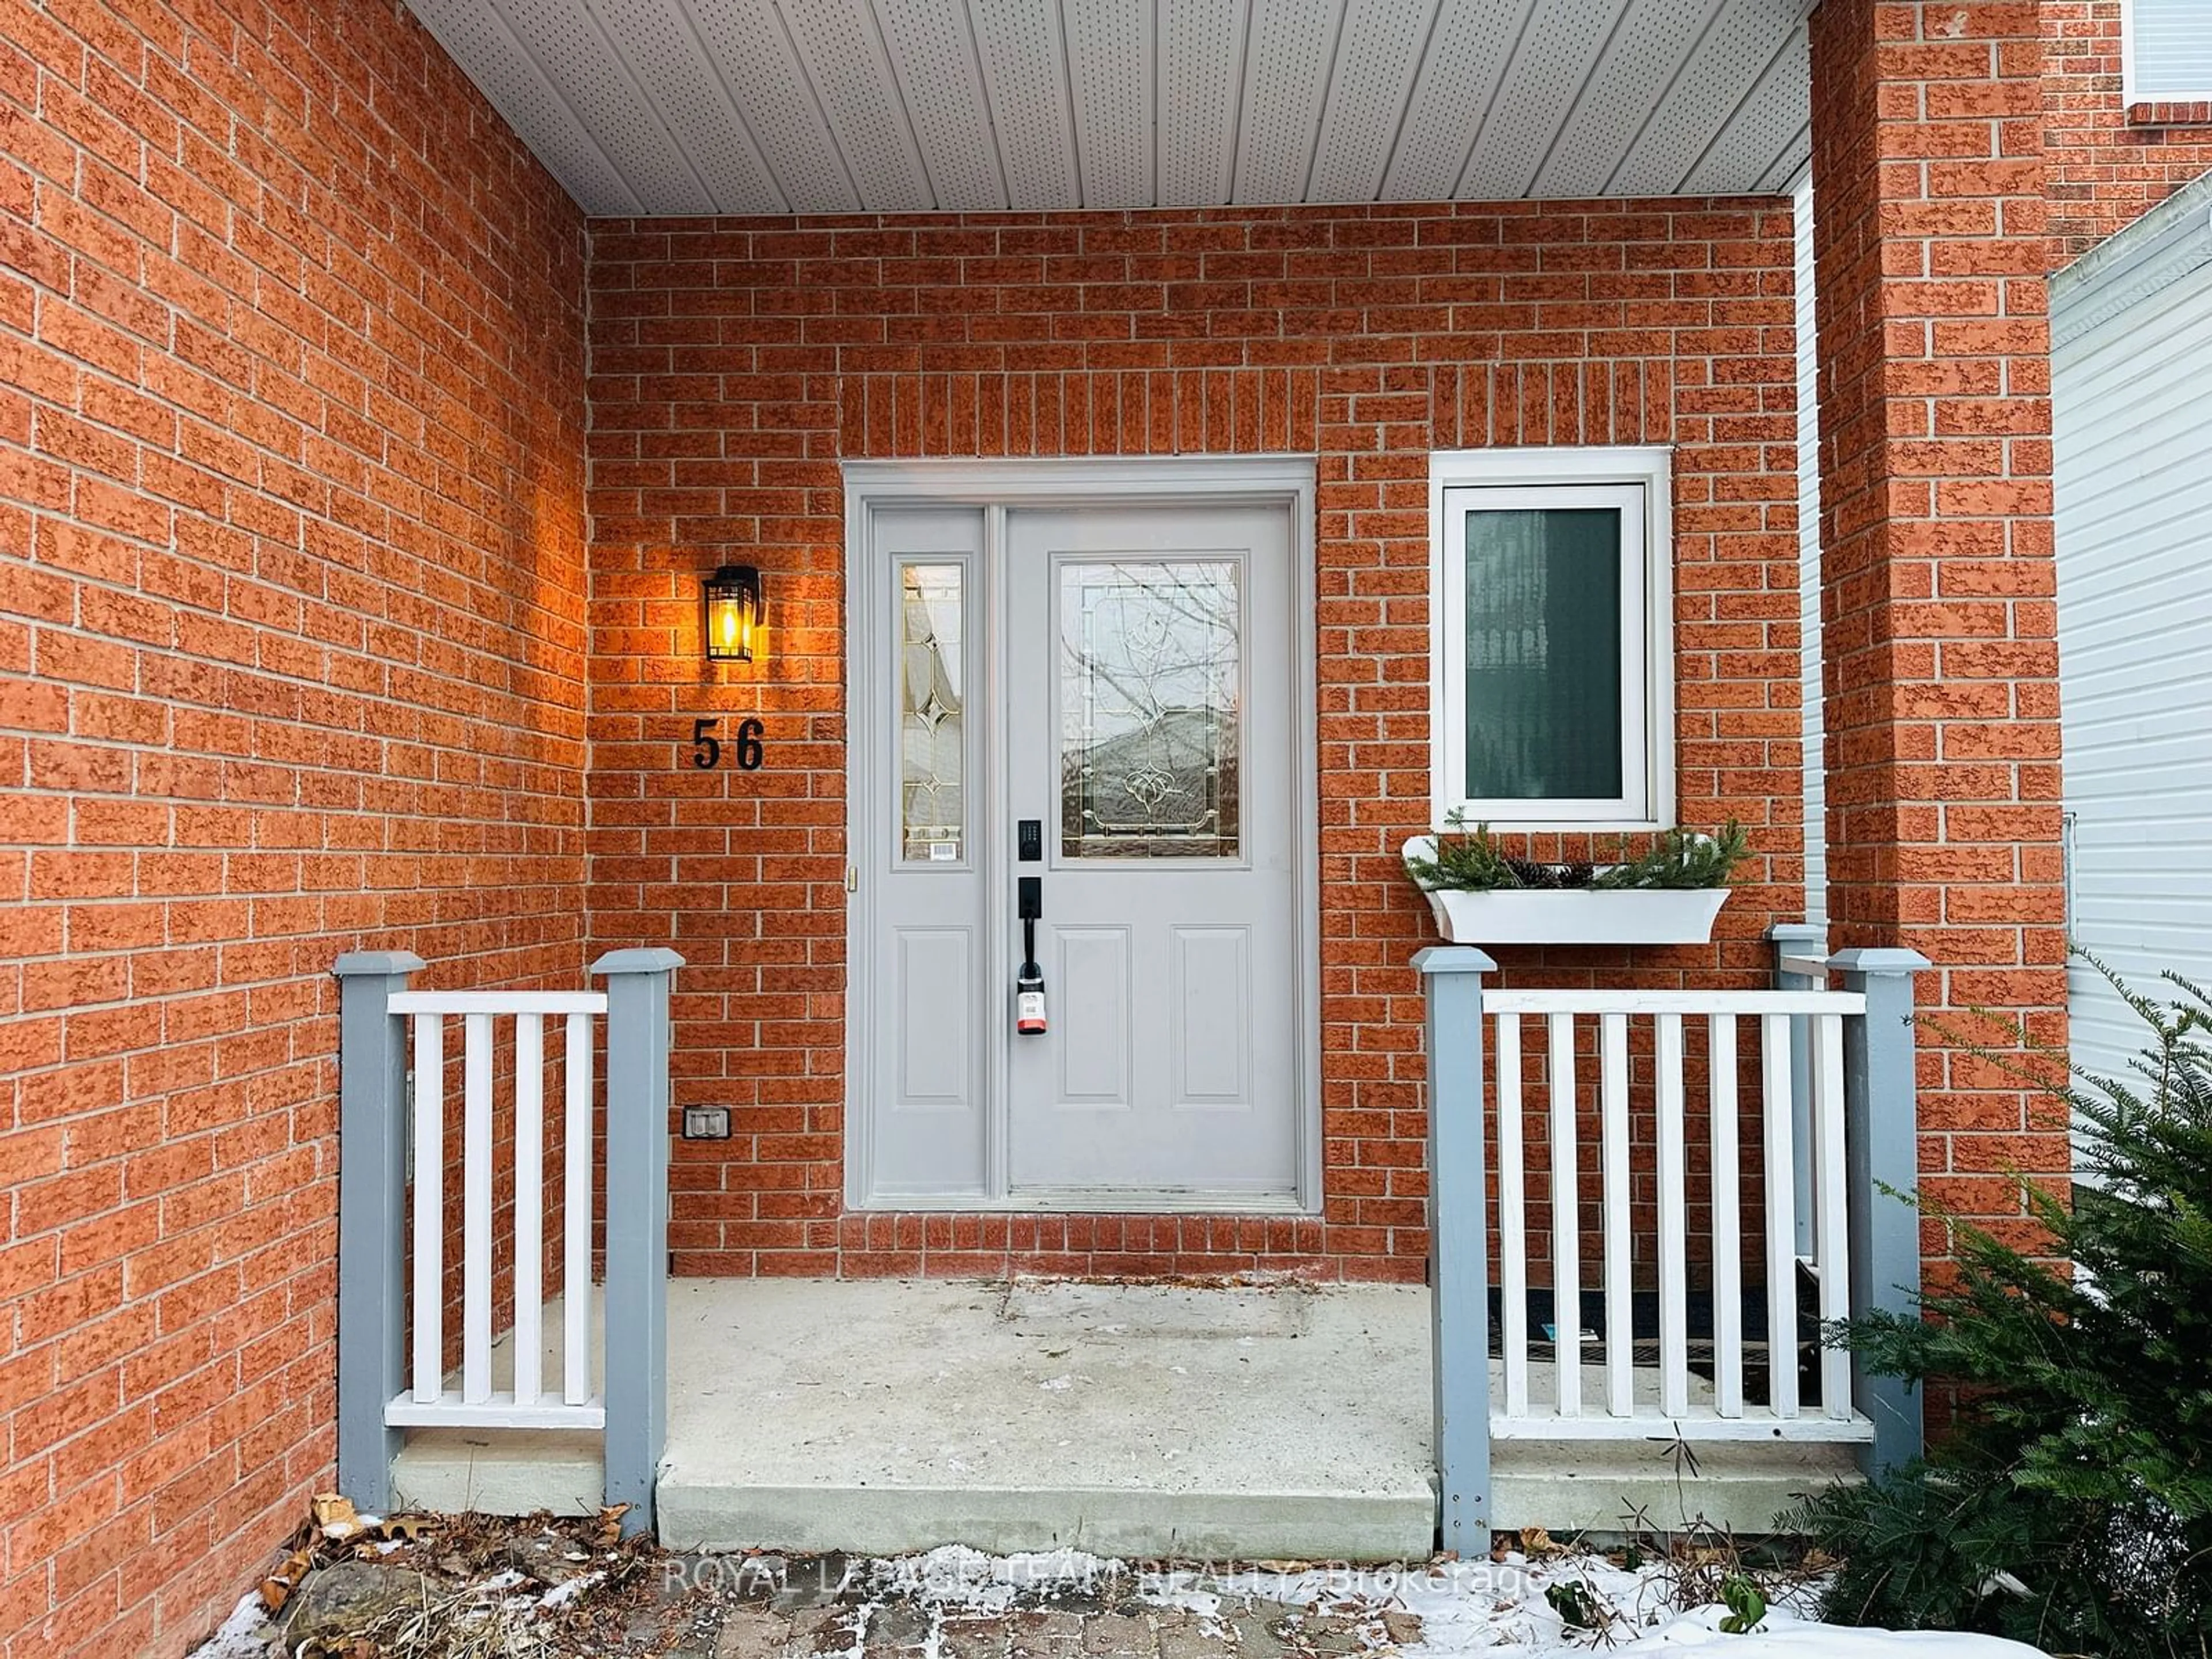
899, 564, 964, 862
1059, 560, 1241, 859
1463, 508, 1623, 801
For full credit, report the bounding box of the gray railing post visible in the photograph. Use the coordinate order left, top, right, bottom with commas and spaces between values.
593, 948, 683, 1535
1417, 944, 1498, 1559
1830, 945, 1932, 1477
1768, 923, 1828, 1257
333, 949, 425, 1511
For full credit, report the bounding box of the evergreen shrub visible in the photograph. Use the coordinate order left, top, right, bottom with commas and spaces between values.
1797, 967, 2212, 1656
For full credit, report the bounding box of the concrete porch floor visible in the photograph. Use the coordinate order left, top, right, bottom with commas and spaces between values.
390, 1278, 1855, 1558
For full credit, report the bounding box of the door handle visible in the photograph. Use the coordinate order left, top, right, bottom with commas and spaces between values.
1016, 876, 1046, 1034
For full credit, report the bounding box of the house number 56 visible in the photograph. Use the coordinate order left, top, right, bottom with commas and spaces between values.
691, 717, 764, 771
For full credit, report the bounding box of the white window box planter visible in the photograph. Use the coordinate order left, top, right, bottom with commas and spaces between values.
1402, 837, 1731, 946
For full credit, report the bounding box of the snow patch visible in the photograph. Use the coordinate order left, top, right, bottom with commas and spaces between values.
1132, 1558, 2053, 1657
191, 1593, 278, 1658
539, 1570, 604, 1609
1617, 1605, 2050, 1654
1136, 1555, 1671, 1653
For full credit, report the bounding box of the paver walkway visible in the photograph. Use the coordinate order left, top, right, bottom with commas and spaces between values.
191, 1515, 1689, 1656
627, 1554, 1425, 1659
708, 1600, 1408, 1659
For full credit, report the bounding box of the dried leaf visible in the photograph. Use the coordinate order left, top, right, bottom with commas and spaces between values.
380, 1513, 431, 1541
595, 1503, 630, 1546
1518, 1526, 1567, 1559
313, 1493, 364, 1541
259, 1547, 317, 1612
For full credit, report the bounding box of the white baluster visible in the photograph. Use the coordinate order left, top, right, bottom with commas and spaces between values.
1497, 1013, 1528, 1421
1761, 1012, 1800, 1418
1601, 1013, 1633, 1418
1812, 1010, 1854, 1419
463, 1012, 493, 1406
1709, 1014, 1744, 1418
1656, 1013, 1689, 1420
411, 1013, 444, 1405
1549, 1012, 1580, 1418
513, 1013, 543, 1407
564, 1010, 594, 1407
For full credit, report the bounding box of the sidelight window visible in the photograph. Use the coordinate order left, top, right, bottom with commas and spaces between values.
898, 561, 966, 863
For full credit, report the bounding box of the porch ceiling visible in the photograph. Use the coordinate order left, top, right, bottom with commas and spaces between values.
402, 0, 1813, 218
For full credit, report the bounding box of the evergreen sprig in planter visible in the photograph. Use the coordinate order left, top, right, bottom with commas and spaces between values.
1402, 817, 1748, 946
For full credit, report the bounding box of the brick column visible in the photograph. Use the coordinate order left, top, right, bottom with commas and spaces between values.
1807, 0, 2070, 1271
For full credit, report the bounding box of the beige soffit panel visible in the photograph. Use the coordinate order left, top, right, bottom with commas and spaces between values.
403, 0, 1811, 215
1606, 0, 1801, 197
1308, 0, 1443, 205
968, 0, 1082, 210
861, 0, 1007, 210
1158, 0, 1247, 208
1063, 0, 1154, 210
1531, 0, 1726, 199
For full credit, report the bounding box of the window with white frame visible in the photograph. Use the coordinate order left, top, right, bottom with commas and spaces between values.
1429, 446, 1673, 829
2125, 0, 2212, 102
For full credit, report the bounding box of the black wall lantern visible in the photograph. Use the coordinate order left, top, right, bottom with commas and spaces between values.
702, 563, 763, 664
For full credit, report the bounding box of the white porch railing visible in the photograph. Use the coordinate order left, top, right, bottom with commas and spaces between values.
1418, 937, 1930, 1556
384, 990, 606, 1431
333, 949, 681, 1535
1482, 990, 1860, 1441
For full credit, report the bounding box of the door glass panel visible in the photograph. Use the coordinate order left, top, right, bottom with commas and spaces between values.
899, 563, 965, 862
1463, 507, 1623, 801
1059, 560, 1241, 859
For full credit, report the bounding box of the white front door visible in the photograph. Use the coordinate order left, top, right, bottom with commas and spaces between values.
1003, 506, 1299, 1199
850, 479, 1310, 1210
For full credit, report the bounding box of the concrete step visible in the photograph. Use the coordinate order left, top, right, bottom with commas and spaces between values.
1491, 1437, 1859, 1540
389, 1278, 1855, 1558
394, 1427, 602, 1517
653, 1278, 1437, 1561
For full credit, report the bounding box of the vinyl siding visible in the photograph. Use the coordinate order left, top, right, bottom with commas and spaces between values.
1795, 169, 1827, 929
2053, 175, 2212, 1089
2129, 0, 2212, 100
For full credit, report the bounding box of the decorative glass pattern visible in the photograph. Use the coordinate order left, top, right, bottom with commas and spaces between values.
1060, 560, 1241, 859
1463, 507, 1623, 801
899, 563, 964, 862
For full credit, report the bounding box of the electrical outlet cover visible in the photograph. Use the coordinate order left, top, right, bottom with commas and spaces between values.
682, 1106, 731, 1140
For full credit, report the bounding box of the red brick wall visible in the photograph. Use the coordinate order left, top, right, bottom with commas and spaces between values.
0, 2, 588, 1654
2046, 0, 2212, 259
1807, 0, 2070, 1282
584, 200, 1806, 1282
